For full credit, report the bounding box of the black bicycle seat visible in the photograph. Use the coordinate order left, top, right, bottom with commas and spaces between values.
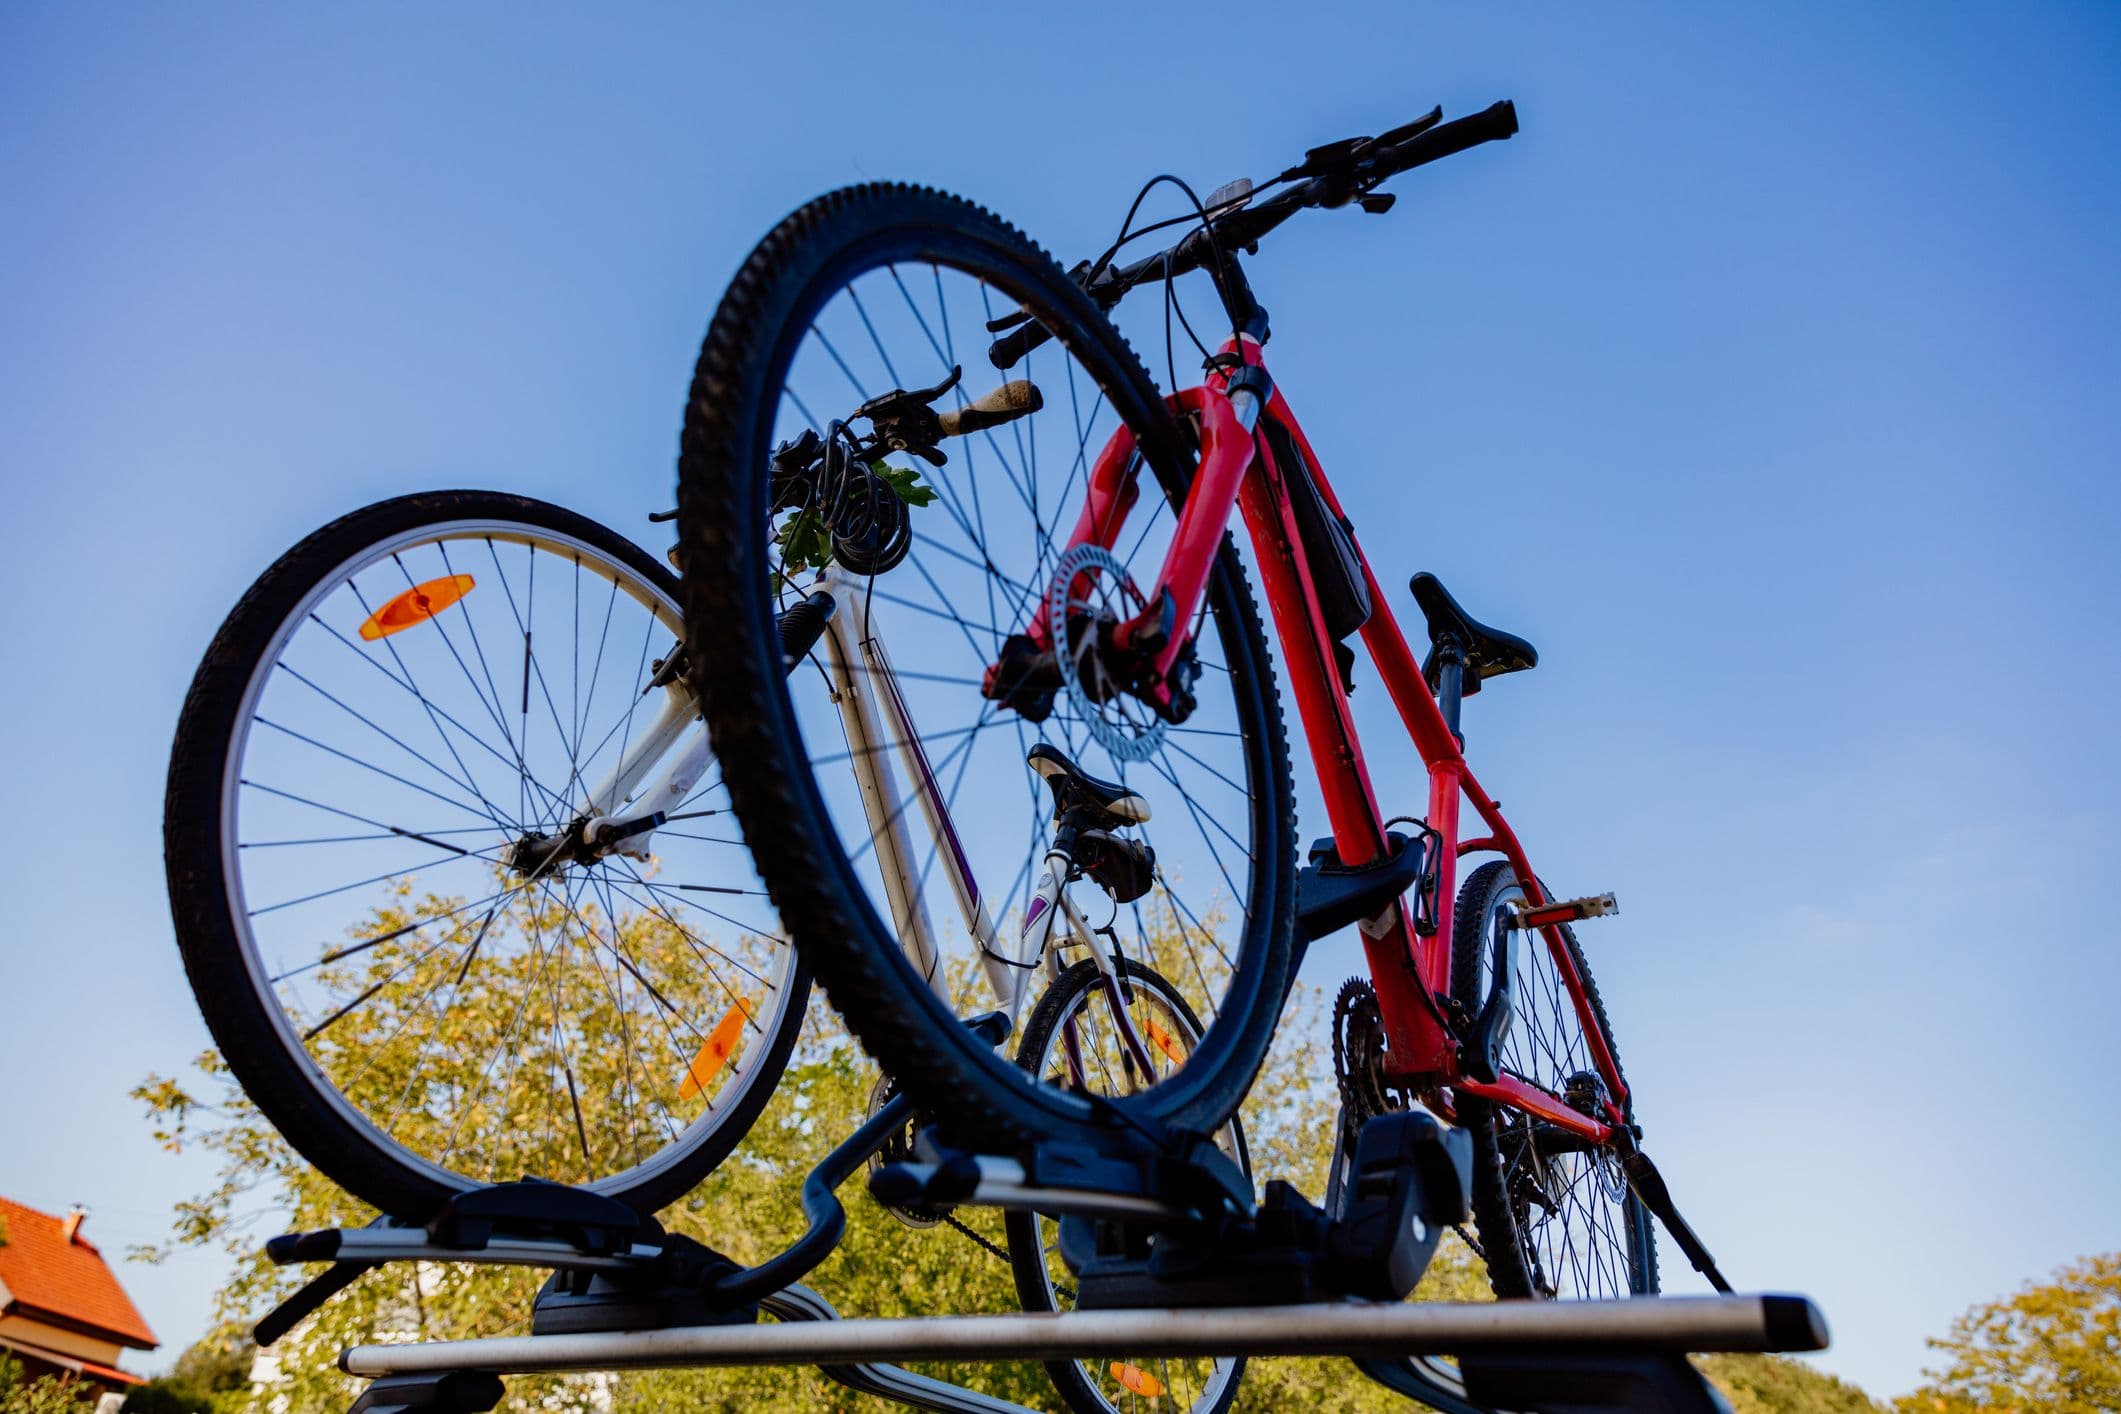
1409, 572, 1537, 696
1026, 744, 1151, 826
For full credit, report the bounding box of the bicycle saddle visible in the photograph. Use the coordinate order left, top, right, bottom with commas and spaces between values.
1410, 571, 1537, 696
1027, 744, 1151, 826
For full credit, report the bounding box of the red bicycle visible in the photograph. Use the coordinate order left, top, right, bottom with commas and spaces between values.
677, 99, 1726, 1331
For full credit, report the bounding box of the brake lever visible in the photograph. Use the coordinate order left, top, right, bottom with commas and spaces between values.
1374, 106, 1443, 149
859, 364, 963, 419
1274, 134, 1374, 183
986, 260, 1105, 336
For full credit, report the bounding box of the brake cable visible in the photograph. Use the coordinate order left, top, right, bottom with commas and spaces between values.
1088, 171, 1249, 394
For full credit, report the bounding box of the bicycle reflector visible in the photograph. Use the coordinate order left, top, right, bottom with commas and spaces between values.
1144, 1017, 1187, 1067
358, 575, 476, 641
676, 1001, 751, 1101
1109, 1364, 1165, 1398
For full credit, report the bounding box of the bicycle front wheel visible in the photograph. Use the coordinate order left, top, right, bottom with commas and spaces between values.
677, 184, 1296, 1152
165, 492, 810, 1218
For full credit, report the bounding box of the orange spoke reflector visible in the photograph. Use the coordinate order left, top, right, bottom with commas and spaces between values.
359, 574, 476, 641
676, 1000, 751, 1101
1144, 1017, 1187, 1067
1109, 1363, 1165, 1398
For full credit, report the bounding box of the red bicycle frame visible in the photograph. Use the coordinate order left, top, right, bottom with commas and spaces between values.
1045, 333, 1629, 1146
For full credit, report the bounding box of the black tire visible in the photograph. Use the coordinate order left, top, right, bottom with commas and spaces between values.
1450, 860, 1658, 1299
1006, 958, 1245, 1414
676, 184, 1295, 1152
166, 491, 811, 1219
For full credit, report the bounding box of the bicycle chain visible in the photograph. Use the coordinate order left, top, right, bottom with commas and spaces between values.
941, 1210, 1078, 1303
941, 1210, 1014, 1265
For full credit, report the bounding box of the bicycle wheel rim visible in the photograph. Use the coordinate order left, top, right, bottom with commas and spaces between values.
682, 188, 1293, 1149
209, 504, 804, 1203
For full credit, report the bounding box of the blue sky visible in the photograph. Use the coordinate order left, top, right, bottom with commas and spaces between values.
3, 3, 2116, 1398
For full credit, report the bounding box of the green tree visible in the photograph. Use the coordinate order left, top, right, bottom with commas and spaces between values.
0, 1354, 101, 1414
1694, 1354, 1881, 1413
1893, 1252, 2121, 1413
136, 886, 1485, 1412
123, 1327, 257, 1414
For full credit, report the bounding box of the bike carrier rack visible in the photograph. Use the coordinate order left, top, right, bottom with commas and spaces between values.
259, 1021, 1824, 1413
342, 1294, 1826, 1412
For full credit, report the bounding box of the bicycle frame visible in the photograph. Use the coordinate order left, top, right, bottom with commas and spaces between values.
813, 569, 1164, 1077
590, 570, 1154, 1075
1044, 335, 1630, 1146
618, 339, 1622, 1142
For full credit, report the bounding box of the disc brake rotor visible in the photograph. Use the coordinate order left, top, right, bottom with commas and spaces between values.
1046, 543, 1167, 763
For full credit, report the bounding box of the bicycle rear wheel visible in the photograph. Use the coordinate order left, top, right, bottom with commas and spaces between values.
1451, 861, 1657, 1299
1006, 958, 1246, 1414
165, 491, 809, 1218
676, 184, 1296, 1152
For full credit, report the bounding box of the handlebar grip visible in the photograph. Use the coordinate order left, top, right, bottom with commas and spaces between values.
987, 320, 1053, 371
939, 379, 1045, 435
1385, 99, 1518, 171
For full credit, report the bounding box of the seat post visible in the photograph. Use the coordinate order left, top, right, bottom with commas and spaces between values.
1434, 638, 1468, 745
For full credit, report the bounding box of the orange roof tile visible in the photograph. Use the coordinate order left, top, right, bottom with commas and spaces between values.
0, 1197, 158, 1350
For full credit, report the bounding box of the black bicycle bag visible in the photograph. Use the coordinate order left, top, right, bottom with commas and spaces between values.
1262, 418, 1372, 645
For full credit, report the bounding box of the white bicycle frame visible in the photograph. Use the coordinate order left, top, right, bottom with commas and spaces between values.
570, 569, 1150, 1059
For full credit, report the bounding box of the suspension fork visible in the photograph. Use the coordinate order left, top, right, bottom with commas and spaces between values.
1027, 426, 1143, 649
1026, 346, 1262, 694
574, 658, 710, 861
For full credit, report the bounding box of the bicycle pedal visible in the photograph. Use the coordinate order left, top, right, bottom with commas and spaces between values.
1507, 893, 1617, 930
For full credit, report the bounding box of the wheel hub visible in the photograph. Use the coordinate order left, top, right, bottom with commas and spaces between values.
503, 814, 649, 879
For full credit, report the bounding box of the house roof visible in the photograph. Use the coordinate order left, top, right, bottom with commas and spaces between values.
0, 1197, 158, 1350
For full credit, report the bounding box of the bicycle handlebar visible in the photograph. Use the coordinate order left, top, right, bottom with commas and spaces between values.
989, 100, 1517, 369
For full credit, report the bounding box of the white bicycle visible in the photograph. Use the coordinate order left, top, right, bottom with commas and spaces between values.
168, 480, 1243, 1412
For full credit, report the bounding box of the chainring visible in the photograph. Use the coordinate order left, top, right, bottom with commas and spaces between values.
864, 1073, 951, 1228
1331, 977, 1397, 1128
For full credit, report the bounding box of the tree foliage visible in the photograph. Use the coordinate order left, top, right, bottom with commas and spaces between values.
134, 880, 1490, 1412
1694, 1354, 1881, 1413
0, 1355, 100, 1414
1893, 1252, 2121, 1413
122, 1328, 257, 1414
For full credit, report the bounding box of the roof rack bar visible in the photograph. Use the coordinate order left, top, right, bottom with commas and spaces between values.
343, 1293, 1827, 1377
